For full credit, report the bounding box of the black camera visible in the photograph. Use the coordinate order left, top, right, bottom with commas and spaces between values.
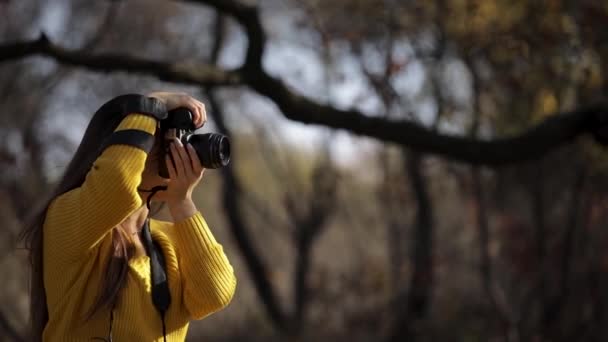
158, 108, 230, 178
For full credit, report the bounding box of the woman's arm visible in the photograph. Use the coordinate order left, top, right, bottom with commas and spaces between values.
45, 93, 206, 263
45, 95, 163, 263
171, 204, 237, 319
161, 137, 236, 319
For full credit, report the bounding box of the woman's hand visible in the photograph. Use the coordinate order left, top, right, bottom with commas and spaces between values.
147, 91, 207, 128
154, 137, 205, 221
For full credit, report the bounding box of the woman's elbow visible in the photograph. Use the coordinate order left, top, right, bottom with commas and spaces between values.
212, 269, 237, 309
186, 272, 237, 320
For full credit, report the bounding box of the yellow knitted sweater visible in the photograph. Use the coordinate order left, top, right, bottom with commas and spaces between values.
42, 114, 236, 341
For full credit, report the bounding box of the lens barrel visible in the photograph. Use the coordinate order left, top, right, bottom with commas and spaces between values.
187, 133, 231, 169
158, 107, 230, 178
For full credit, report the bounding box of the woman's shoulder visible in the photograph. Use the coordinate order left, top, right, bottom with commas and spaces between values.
44, 188, 81, 227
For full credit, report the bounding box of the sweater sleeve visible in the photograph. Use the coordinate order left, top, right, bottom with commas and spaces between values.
45, 113, 158, 262
172, 211, 237, 319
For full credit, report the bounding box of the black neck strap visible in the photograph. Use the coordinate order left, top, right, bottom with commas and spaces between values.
100, 218, 171, 342
141, 218, 170, 341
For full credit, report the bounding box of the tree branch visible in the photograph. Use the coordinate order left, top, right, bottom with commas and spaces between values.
1, 27, 608, 165
178, 0, 608, 166
202, 11, 289, 332
0, 34, 240, 86
248, 72, 606, 165
179, 0, 265, 68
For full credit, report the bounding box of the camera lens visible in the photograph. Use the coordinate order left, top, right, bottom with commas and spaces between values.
158, 107, 230, 178
187, 133, 231, 169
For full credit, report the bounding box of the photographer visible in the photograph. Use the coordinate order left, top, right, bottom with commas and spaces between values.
20, 92, 237, 341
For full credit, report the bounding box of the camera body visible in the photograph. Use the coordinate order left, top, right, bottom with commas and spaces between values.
158, 108, 231, 178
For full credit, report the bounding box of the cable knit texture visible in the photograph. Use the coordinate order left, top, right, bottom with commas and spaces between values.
42, 114, 236, 341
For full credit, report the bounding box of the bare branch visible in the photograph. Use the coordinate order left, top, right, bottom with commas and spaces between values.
2, 9, 608, 165
0, 34, 240, 86
201, 11, 289, 331
179, 0, 265, 68
179, 0, 608, 166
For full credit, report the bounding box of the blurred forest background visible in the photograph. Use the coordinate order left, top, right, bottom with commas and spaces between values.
2, 0, 608, 341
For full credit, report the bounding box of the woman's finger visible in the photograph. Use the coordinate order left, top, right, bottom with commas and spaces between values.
166, 154, 177, 180
187, 143, 203, 174
170, 141, 186, 177
196, 103, 205, 127
186, 99, 202, 128
175, 139, 194, 178
187, 98, 204, 128
197, 101, 207, 128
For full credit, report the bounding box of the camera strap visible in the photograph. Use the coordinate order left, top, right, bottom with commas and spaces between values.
95, 94, 169, 121
99, 127, 172, 327
97, 214, 171, 342
141, 218, 171, 342
98, 130, 156, 158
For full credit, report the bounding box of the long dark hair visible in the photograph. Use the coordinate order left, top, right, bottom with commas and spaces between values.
19, 100, 148, 341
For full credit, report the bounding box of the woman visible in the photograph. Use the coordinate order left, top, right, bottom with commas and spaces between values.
20, 92, 237, 341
